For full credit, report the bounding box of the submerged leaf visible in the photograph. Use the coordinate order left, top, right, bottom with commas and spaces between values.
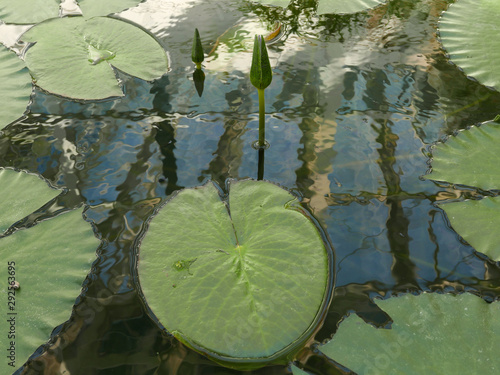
138, 180, 331, 368
0, 169, 59, 234
0, 46, 32, 129
439, 0, 500, 91
0, 0, 60, 24
321, 293, 500, 374
21, 16, 169, 100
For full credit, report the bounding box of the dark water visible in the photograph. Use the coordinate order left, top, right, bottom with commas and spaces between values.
2, 0, 500, 374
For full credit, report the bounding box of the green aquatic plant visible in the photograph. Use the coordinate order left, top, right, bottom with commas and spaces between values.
20, 16, 169, 100
191, 28, 204, 69
0, 45, 32, 130
425, 118, 500, 262
0, 169, 99, 373
250, 34, 272, 149
191, 28, 205, 96
137, 179, 333, 370
439, 0, 500, 92
321, 292, 500, 374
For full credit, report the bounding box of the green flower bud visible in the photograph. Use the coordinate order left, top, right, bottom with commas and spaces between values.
250, 35, 272, 90
192, 28, 204, 66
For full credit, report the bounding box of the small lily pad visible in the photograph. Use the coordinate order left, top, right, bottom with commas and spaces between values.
0, 0, 60, 24
0, 46, 32, 129
439, 0, 500, 91
0, 170, 99, 373
138, 179, 331, 368
0, 169, 59, 234
321, 292, 500, 374
21, 16, 169, 100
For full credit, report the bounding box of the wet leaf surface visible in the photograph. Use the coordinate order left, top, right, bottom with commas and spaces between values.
138, 179, 331, 367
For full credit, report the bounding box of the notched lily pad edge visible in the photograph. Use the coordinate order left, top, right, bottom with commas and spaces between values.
133, 178, 336, 370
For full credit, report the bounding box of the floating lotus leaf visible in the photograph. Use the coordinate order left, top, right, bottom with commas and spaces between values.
0, 171, 99, 373
0, 169, 59, 234
77, 0, 142, 18
424, 120, 500, 191
0, 0, 59, 24
0, 46, 32, 130
439, 0, 500, 91
252, 0, 385, 15
21, 16, 169, 100
138, 179, 332, 369
424, 120, 500, 261
438, 197, 500, 262
321, 292, 500, 374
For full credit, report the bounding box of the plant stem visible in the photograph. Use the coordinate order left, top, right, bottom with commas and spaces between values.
257, 147, 265, 180
258, 88, 265, 147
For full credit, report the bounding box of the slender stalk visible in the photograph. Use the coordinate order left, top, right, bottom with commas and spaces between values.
258, 88, 266, 147
257, 147, 265, 180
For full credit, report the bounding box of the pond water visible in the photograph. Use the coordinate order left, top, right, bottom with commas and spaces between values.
2, 0, 500, 374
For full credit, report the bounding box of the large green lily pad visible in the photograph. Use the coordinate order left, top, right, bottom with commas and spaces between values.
0, 171, 99, 373
0, 169, 59, 234
321, 292, 500, 374
424, 120, 500, 261
439, 0, 500, 92
21, 16, 169, 100
252, 0, 385, 15
138, 179, 331, 368
0, 0, 60, 24
0, 46, 32, 130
